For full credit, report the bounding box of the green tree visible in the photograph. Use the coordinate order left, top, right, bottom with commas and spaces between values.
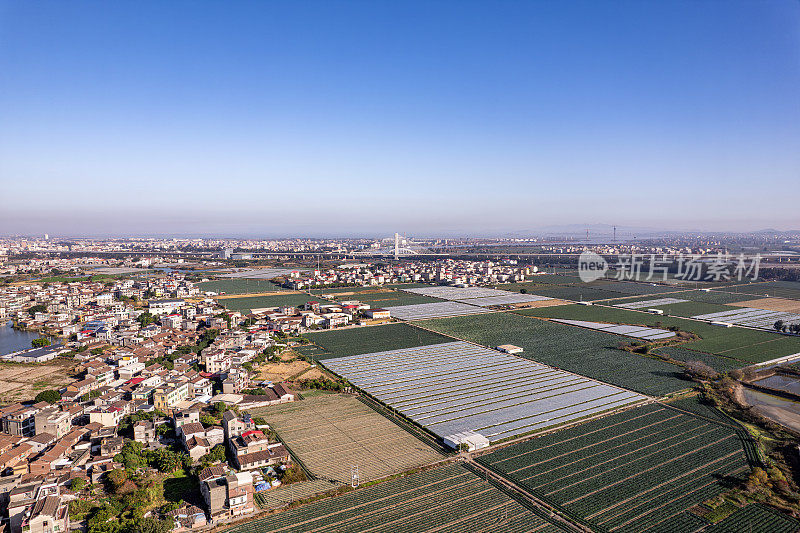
27, 304, 47, 317
31, 337, 51, 348
35, 389, 61, 404
132, 518, 171, 533
200, 414, 218, 427
201, 444, 227, 465
137, 312, 156, 327
116, 441, 145, 469
105, 469, 128, 493
150, 448, 183, 473
70, 477, 86, 491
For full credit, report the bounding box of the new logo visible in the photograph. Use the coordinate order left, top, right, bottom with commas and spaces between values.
578, 251, 608, 283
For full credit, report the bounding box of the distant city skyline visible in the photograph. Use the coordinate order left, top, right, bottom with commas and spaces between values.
1, 1, 799, 235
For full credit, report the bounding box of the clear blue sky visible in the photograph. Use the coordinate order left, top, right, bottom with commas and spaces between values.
1, 1, 798, 237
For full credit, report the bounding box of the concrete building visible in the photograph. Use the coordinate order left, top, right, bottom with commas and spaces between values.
148, 299, 185, 316
34, 407, 71, 439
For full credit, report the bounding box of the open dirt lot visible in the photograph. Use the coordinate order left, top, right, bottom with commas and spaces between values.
257, 360, 312, 382
729, 297, 800, 313
0, 359, 75, 402
508, 298, 571, 309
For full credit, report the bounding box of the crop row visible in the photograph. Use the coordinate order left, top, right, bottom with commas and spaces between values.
304, 322, 452, 360
224, 464, 567, 533
520, 304, 800, 363
258, 394, 441, 482
416, 312, 688, 396
477, 404, 753, 533
708, 503, 800, 533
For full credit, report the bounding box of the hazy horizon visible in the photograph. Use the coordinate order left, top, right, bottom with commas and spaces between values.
1, 1, 799, 235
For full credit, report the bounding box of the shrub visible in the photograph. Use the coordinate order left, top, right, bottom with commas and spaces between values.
31, 337, 51, 348
35, 389, 61, 404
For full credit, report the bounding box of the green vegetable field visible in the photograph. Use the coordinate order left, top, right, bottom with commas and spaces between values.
414, 312, 690, 396
303, 322, 452, 360
518, 304, 800, 363
477, 402, 756, 533
224, 464, 570, 533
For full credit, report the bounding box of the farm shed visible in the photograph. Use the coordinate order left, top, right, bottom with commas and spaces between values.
443, 430, 490, 451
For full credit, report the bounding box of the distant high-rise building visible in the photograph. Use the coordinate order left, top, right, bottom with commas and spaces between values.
44, 234, 49, 240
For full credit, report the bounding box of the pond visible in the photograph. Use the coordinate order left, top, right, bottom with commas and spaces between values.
752, 374, 800, 396
0, 321, 42, 356
742, 388, 800, 433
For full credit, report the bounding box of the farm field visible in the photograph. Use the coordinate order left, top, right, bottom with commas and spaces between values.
653, 346, 742, 372
217, 292, 313, 313
224, 463, 570, 533
730, 297, 800, 312
455, 293, 553, 307
321, 341, 646, 442
640, 300, 733, 318
415, 312, 689, 397
477, 402, 755, 533
715, 281, 800, 301
334, 289, 446, 308
521, 285, 631, 302
307, 283, 430, 296
196, 278, 281, 295
302, 323, 452, 360
706, 503, 800, 532
249, 394, 442, 483
519, 304, 800, 363
403, 286, 519, 300
691, 307, 800, 330
254, 479, 344, 510
388, 301, 498, 320
586, 280, 683, 295
603, 290, 763, 306
550, 319, 676, 341
218, 268, 299, 279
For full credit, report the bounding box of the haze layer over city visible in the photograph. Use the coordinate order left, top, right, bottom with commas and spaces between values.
1, 2, 800, 533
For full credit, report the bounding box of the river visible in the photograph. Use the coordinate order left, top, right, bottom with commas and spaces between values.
0, 321, 42, 356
